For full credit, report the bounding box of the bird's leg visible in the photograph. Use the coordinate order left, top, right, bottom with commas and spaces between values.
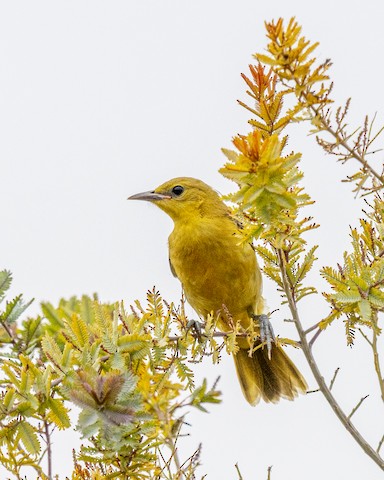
251, 313, 275, 359
185, 319, 204, 339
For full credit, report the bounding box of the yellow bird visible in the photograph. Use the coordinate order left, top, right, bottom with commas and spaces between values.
129, 177, 307, 405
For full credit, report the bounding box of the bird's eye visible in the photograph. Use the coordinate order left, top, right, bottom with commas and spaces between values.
172, 185, 184, 197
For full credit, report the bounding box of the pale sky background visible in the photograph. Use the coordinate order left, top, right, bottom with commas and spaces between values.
1, 1, 384, 479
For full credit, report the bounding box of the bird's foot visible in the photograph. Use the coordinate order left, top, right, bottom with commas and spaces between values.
252, 314, 275, 360
185, 319, 204, 339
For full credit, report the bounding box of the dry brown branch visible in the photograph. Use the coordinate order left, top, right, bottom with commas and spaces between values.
329, 368, 340, 391
304, 322, 319, 335
372, 314, 384, 403
235, 463, 244, 480
308, 328, 322, 348
277, 249, 384, 470
348, 395, 369, 421
377, 435, 384, 454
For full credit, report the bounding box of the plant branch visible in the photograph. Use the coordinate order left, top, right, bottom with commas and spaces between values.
359, 327, 373, 347
329, 368, 340, 391
308, 328, 322, 348
43, 421, 53, 480
235, 463, 244, 480
166, 434, 184, 479
277, 249, 384, 470
167, 331, 229, 342
0, 319, 16, 343
304, 322, 319, 335
348, 395, 369, 421
285, 60, 384, 186
312, 104, 384, 184
371, 313, 384, 403
378, 435, 384, 454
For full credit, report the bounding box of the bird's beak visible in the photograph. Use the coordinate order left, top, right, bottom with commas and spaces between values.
127, 190, 172, 202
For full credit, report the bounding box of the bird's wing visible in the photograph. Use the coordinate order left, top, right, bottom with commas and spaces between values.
169, 257, 178, 278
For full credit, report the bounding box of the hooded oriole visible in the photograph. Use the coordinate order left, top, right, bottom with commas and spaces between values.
129, 177, 307, 405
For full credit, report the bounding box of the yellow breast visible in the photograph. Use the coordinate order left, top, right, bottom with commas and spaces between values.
168, 217, 263, 326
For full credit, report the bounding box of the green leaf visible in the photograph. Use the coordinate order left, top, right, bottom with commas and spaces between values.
334, 290, 361, 303
41, 302, 65, 328
243, 185, 265, 206
21, 317, 43, 351
117, 373, 138, 403
77, 409, 99, 438
2, 387, 16, 411
350, 275, 369, 291
270, 191, 297, 209
41, 333, 64, 368
321, 266, 347, 288
118, 334, 151, 353
17, 400, 37, 416
1, 295, 33, 324
46, 397, 71, 429
0, 270, 12, 302
16, 421, 40, 455
61, 343, 73, 370
109, 352, 125, 371
68, 314, 90, 347
358, 299, 372, 321
369, 288, 384, 308
80, 295, 94, 324
2, 364, 20, 389
221, 148, 239, 163
190, 379, 221, 412
297, 246, 318, 281
101, 334, 117, 355
175, 358, 194, 389
20, 367, 34, 394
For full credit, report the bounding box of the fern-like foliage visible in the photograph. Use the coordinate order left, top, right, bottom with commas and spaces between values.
246, 18, 384, 410
0, 273, 221, 479
256, 17, 384, 196
220, 50, 318, 308
321, 210, 384, 344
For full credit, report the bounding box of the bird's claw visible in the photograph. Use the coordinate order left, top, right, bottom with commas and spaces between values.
186, 319, 204, 339
252, 314, 275, 359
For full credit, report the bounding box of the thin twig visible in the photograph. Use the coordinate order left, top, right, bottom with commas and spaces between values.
165, 421, 185, 479
277, 249, 384, 470
235, 463, 243, 480
377, 435, 384, 454
348, 395, 369, 421
371, 314, 384, 403
179, 444, 201, 470
329, 368, 340, 391
288, 63, 384, 185
267, 465, 273, 480
51, 378, 62, 388
359, 321, 384, 402
309, 103, 384, 184
44, 421, 52, 480
309, 328, 323, 348
0, 320, 16, 343
304, 322, 319, 335
168, 331, 241, 342
170, 442, 184, 479
158, 446, 173, 478
358, 327, 373, 347
306, 388, 320, 394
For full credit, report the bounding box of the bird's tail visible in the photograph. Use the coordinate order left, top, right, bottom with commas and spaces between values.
233, 341, 307, 405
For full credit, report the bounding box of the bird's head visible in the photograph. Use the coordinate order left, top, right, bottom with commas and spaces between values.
128, 177, 228, 223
